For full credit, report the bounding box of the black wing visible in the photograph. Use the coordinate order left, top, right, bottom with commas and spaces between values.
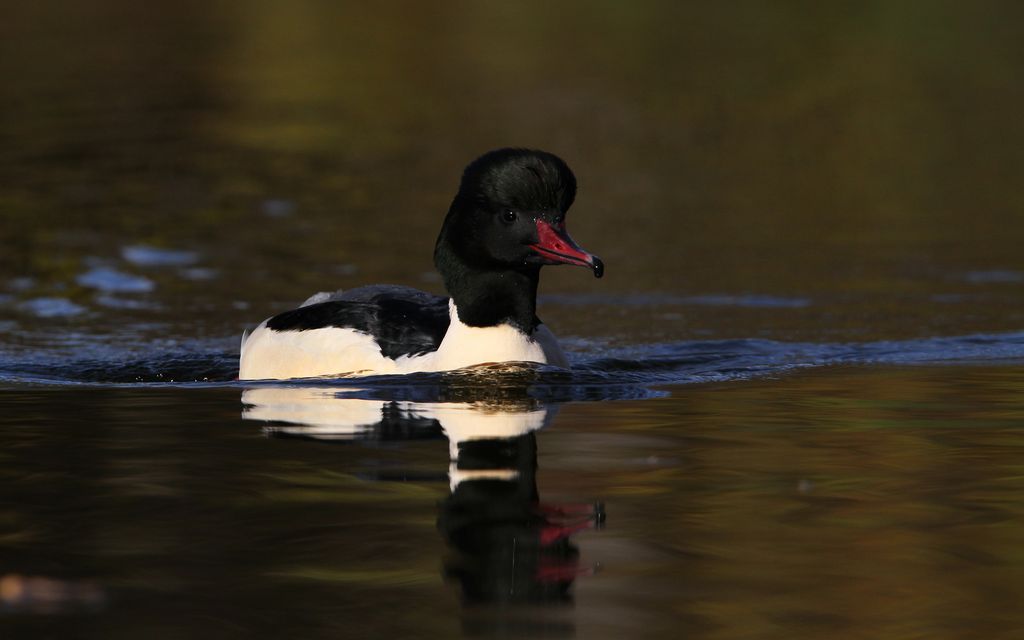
266, 285, 451, 359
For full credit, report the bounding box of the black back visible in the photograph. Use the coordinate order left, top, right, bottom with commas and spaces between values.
265, 285, 450, 359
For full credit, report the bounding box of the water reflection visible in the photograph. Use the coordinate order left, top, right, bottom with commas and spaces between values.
241, 387, 604, 609
0, 574, 106, 615
442, 430, 604, 607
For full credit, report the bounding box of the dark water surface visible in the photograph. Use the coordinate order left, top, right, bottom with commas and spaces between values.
3, 2, 1024, 638
4, 366, 1024, 639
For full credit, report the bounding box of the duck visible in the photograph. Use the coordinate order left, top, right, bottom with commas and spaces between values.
238, 148, 604, 380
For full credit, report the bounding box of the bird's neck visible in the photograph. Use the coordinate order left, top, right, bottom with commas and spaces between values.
433, 205, 543, 332
434, 241, 539, 333
446, 265, 540, 333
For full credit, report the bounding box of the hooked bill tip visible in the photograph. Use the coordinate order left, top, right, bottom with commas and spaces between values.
592, 256, 605, 278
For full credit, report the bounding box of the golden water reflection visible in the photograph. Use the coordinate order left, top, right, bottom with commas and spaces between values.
2, 365, 1024, 636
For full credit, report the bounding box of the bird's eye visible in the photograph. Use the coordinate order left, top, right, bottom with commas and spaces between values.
501, 210, 517, 224
554, 214, 565, 224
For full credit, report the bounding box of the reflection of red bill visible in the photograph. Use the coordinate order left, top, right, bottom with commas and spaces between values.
539, 519, 598, 546
535, 557, 599, 582
530, 220, 604, 278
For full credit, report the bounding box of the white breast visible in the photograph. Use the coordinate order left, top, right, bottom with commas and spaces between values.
399, 301, 567, 373
238, 300, 567, 380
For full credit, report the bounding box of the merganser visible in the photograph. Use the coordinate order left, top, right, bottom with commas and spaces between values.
238, 148, 604, 380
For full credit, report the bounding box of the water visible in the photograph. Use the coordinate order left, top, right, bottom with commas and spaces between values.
4, 367, 1024, 638
3, 2, 1024, 638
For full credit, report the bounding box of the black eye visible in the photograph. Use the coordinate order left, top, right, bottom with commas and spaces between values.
554, 214, 565, 224
501, 210, 517, 224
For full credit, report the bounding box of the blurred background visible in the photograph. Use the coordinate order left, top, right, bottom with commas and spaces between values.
4, 4, 1024, 638
2, 0, 1023, 360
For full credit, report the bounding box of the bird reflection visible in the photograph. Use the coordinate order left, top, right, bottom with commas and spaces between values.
241, 385, 604, 606
442, 429, 604, 605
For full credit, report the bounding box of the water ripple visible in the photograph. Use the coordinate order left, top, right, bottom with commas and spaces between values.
1, 331, 1023, 398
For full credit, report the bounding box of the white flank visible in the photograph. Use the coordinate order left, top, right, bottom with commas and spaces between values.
238, 299, 568, 380
239, 321, 397, 380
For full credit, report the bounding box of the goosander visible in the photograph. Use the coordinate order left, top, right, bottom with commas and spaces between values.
238, 148, 604, 380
